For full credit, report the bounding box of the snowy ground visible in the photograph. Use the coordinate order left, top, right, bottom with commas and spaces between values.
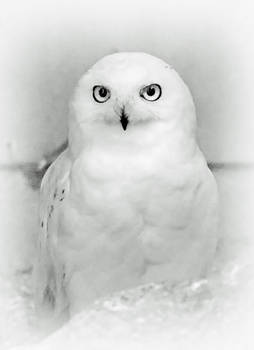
0, 165, 253, 350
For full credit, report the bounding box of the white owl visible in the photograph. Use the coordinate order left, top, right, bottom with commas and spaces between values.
33, 52, 218, 320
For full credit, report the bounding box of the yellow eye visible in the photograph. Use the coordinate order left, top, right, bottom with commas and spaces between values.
93, 85, 111, 103
140, 84, 161, 101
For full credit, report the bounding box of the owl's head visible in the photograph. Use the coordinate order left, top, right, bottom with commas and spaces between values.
70, 52, 196, 142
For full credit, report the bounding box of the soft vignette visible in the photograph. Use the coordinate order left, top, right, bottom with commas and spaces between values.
0, 0, 253, 348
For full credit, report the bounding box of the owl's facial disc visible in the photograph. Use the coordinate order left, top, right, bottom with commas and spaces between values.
92, 83, 162, 130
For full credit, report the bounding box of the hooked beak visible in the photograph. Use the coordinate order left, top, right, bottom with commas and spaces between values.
120, 108, 129, 131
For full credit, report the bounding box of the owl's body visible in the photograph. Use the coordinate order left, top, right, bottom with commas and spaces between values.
34, 52, 218, 319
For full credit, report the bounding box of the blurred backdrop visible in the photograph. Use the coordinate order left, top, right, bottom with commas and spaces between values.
0, 0, 253, 275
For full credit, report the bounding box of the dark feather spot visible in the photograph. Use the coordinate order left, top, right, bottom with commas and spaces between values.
48, 205, 54, 218
41, 221, 44, 228
43, 285, 55, 307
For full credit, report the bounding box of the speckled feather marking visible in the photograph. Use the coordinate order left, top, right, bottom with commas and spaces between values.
34, 150, 71, 313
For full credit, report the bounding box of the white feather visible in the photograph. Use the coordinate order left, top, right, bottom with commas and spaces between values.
33, 52, 218, 320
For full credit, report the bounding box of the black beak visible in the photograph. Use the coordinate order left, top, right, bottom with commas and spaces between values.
120, 108, 129, 131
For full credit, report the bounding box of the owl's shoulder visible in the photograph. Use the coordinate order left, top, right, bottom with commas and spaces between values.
39, 149, 72, 229
41, 149, 71, 189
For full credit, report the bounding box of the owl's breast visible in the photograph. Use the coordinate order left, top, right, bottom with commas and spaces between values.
66, 144, 203, 236
59, 145, 217, 290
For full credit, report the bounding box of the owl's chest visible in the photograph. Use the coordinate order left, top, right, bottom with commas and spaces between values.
59, 146, 210, 282
72, 145, 167, 202
67, 146, 196, 229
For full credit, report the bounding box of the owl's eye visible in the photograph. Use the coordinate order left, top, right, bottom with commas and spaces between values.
140, 84, 161, 101
93, 85, 111, 103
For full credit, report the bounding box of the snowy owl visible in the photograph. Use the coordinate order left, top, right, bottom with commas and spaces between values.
33, 52, 218, 320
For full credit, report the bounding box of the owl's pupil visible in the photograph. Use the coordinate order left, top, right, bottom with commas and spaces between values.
147, 87, 155, 96
99, 87, 107, 98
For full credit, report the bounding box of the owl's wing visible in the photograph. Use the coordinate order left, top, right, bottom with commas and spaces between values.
33, 149, 72, 317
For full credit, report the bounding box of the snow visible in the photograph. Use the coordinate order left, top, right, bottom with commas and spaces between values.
0, 165, 253, 350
